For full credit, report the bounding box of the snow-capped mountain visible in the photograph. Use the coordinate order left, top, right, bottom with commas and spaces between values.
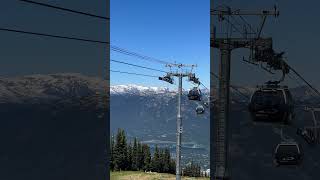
0, 73, 318, 104
0, 73, 211, 168
0, 73, 212, 103
110, 84, 210, 95
110, 84, 175, 95
2, 73, 320, 179
0, 73, 107, 104
0, 73, 108, 180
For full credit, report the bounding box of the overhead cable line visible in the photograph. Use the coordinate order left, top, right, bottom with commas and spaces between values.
0, 27, 174, 65
17, 1, 175, 64
200, 82, 209, 91
111, 46, 172, 64
111, 59, 167, 73
288, 65, 320, 97
19, 0, 109, 20
288, 71, 320, 100
223, 17, 243, 37
239, 14, 256, 35
229, 15, 246, 35
0, 27, 108, 44
211, 72, 250, 100
110, 70, 159, 78
16, 0, 175, 65
288, 72, 305, 89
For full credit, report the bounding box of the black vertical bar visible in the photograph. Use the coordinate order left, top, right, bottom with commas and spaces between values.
210, 0, 215, 179
106, 0, 110, 179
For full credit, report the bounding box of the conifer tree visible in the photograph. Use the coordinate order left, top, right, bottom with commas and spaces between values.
132, 138, 138, 170
183, 161, 201, 177
110, 129, 177, 175
163, 148, 171, 173
110, 134, 115, 171
169, 159, 176, 174
126, 141, 132, 170
151, 145, 160, 172
158, 149, 165, 172
142, 144, 151, 171
137, 141, 143, 170
114, 129, 128, 171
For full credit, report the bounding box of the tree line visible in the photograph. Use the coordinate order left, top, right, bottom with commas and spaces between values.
110, 129, 175, 174
183, 161, 204, 177
110, 128, 209, 177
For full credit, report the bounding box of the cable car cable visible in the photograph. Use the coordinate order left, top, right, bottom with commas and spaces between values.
288, 65, 320, 97
200, 82, 209, 92
19, 0, 109, 20
111, 59, 168, 73
0, 27, 175, 65
211, 72, 250, 100
111, 46, 173, 64
287, 69, 320, 107
292, 72, 319, 98
0, 27, 109, 44
110, 70, 160, 78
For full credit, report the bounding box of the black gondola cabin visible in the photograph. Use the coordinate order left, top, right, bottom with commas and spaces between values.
188, 87, 202, 101
196, 105, 205, 114
273, 142, 303, 166
248, 84, 294, 124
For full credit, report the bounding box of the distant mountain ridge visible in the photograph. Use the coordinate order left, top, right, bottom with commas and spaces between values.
110, 84, 210, 95
0, 73, 210, 101
0, 73, 318, 104
0, 73, 106, 104
110, 84, 175, 95
1, 73, 319, 174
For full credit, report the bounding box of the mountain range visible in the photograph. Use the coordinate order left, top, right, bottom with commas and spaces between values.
1, 73, 320, 179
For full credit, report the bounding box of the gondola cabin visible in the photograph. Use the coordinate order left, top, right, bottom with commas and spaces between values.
188, 87, 202, 101
196, 105, 205, 114
248, 84, 294, 124
273, 142, 303, 166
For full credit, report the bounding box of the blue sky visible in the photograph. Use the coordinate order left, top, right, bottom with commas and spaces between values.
0, 0, 107, 77
213, 0, 320, 88
110, 0, 210, 90
1, 0, 319, 90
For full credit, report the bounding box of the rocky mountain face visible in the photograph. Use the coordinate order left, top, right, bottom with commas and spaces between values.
110, 84, 211, 169
110, 84, 210, 147
0, 73, 107, 180
0, 73, 210, 147
1, 73, 320, 179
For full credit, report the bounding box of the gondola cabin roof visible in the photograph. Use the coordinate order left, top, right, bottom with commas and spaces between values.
256, 84, 289, 91
196, 105, 204, 110
275, 142, 302, 153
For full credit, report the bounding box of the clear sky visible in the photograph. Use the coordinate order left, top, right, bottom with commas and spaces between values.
213, 0, 320, 88
1, 0, 319, 91
110, 0, 210, 90
0, 0, 107, 77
